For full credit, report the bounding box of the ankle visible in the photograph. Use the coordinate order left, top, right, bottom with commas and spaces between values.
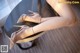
24, 27, 35, 37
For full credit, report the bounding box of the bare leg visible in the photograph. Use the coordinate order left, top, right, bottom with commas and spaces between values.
24, 16, 53, 23
21, 16, 73, 38
12, 15, 76, 43
17, 13, 53, 23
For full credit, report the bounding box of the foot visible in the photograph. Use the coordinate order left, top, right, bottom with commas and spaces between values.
17, 14, 27, 23
11, 25, 34, 43
17, 10, 42, 23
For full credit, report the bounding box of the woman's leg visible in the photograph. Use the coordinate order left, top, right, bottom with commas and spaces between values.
24, 17, 53, 23
12, 16, 76, 43
17, 13, 53, 23
21, 16, 73, 38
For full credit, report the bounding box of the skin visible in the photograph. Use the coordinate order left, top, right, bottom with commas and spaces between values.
11, 0, 77, 43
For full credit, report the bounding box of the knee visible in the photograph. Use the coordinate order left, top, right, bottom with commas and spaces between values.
66, 16, 77, 27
